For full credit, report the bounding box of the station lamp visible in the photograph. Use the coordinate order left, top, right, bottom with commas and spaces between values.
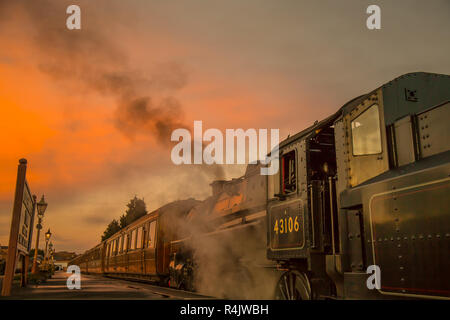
32, 195, 48, 274
36, 195, 48, 218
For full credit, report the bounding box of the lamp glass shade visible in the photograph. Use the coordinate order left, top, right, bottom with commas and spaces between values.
36, 195, 48, 217
45, 229, 52, 240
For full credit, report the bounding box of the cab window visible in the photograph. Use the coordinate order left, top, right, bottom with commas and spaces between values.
351, 104, 382, 155
281, 150, 296, 193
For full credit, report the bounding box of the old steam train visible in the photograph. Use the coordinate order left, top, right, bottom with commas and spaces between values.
70, 72, 450, 299
69, 164, 272, 299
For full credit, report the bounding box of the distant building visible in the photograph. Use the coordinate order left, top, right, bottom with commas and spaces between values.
53, 251, 77, 271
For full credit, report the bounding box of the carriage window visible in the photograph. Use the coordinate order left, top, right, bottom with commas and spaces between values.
131, 229, 137, 250
281, 150, 296, 193
119, 236, 123, 253
124, 234, 129, 251
112, 240, 117, 256
136, 227, 143, 249
351, 104, 382, 155
147, 221, 156, 248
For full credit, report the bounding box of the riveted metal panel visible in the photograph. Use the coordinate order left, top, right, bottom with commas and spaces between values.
267, 139, 310, 259
369, 177, 450, 299
298, 140, 308, 195
334, 117, 351, 258
417, 101, 450, 158
346, 209, 365, 271
381, 73, 450, 126
269, 199, 305, 251
334, 118, 350, 199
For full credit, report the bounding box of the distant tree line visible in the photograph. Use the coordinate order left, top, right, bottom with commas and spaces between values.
101, 196, 148, 241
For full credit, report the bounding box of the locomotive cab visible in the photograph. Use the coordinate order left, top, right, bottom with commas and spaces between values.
267, 113, 341, 299
267, 72, 450, 300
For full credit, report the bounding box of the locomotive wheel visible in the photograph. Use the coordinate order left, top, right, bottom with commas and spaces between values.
274, 271, 312, 300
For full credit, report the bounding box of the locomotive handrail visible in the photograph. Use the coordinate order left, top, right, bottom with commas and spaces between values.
328, 176, 336, 255
308, 184, 316, 249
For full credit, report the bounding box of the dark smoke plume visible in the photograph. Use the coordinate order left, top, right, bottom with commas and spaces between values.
0, 1, 224, 179
1, 1, 189, 144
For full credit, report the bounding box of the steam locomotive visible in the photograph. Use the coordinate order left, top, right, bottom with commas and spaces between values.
70, 72, 450, 299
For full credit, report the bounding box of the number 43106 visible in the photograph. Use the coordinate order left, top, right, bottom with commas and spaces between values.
273, 216, 300, 234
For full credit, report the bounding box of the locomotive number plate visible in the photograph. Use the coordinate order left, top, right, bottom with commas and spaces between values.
269, 200, 304, 250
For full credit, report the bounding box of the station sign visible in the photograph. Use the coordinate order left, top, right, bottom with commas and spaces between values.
1, 159, 36, 296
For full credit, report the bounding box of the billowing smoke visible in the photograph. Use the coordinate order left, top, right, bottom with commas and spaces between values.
0, 1, 224, 180
0, 1, 187, 144
190, 223, 280, 299
115, 95, 186, 143
168, 165, 281, 299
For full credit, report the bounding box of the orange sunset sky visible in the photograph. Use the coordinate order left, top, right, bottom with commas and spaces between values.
1, 0, 449, 252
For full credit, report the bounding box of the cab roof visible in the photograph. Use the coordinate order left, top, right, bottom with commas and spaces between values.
279, 72, 450, 149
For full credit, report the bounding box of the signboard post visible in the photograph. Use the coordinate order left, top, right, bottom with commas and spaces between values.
1, 159, 36, 296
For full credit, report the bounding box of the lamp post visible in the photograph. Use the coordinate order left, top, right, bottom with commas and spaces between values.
51, 247, 55, 271
48, 242, 53, 273
49, 242, 53, 257
32, 195, 47, 274
44, 229, 52, 271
